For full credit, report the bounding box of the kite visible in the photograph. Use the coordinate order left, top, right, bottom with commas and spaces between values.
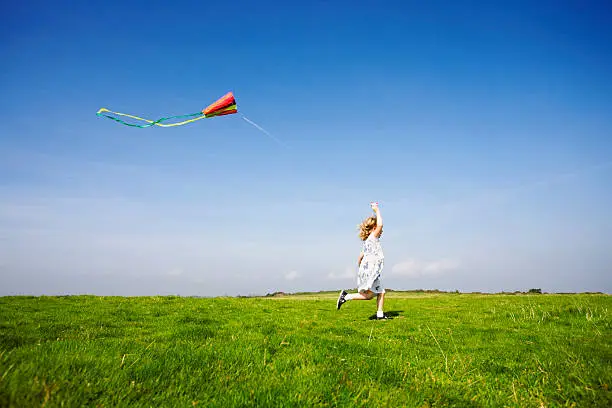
96, 92, 238, 128
96, 91, 288, 148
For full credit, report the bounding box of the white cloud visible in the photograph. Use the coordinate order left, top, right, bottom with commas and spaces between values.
327, 266, 355, 280
167, 268, 183, 277
391, 258, 459, 277
285, 270, 300, 281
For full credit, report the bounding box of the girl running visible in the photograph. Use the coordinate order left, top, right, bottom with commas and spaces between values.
337, 202, 387, 319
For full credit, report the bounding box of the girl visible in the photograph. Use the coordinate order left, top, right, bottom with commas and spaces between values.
337, 202, 387, 320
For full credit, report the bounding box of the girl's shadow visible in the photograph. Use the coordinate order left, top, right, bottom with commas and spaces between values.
368, 310, 403, 320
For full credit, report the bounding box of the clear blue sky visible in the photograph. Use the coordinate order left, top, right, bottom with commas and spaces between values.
2, 0, 611, 296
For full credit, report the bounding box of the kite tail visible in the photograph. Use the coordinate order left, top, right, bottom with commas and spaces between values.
96, 108, 206, 128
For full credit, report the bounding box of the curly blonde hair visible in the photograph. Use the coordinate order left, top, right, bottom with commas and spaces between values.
358, 216, 380, 241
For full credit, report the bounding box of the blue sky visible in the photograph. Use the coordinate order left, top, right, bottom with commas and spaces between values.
1, 0, 611, 296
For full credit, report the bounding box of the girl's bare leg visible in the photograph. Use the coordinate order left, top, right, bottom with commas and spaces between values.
376, 292, 385, 311
346, 290, 375, 300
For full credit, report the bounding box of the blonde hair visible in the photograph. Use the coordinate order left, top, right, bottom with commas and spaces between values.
358, 216, 379, 241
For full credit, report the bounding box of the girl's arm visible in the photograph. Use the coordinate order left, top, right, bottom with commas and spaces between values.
358, 252, 364, 266
371, 202, 383, 237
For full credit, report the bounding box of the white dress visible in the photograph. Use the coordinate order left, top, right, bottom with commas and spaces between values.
357, 232, 385, 294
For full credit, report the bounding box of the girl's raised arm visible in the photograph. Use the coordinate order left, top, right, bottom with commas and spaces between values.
371, 202, 383, 237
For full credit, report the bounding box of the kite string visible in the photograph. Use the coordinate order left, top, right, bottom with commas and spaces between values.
240, 113, 289, 148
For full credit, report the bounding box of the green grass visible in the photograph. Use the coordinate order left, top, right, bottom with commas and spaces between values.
0, 291, 610, 407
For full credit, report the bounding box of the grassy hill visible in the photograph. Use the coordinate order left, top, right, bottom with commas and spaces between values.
1, 291, 610, 407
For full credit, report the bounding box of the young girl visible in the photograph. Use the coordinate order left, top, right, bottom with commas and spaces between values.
337, 202, 387, 320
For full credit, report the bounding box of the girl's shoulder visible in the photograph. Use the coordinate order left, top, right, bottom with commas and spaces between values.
364, 232, 379, 243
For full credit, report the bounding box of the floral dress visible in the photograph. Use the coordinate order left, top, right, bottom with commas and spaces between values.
357, 232, 385, 294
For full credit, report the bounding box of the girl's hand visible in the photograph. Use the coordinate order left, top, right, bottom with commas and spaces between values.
370, 202, 379, 212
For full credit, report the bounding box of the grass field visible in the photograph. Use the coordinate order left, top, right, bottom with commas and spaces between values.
0, 291, 610, 407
